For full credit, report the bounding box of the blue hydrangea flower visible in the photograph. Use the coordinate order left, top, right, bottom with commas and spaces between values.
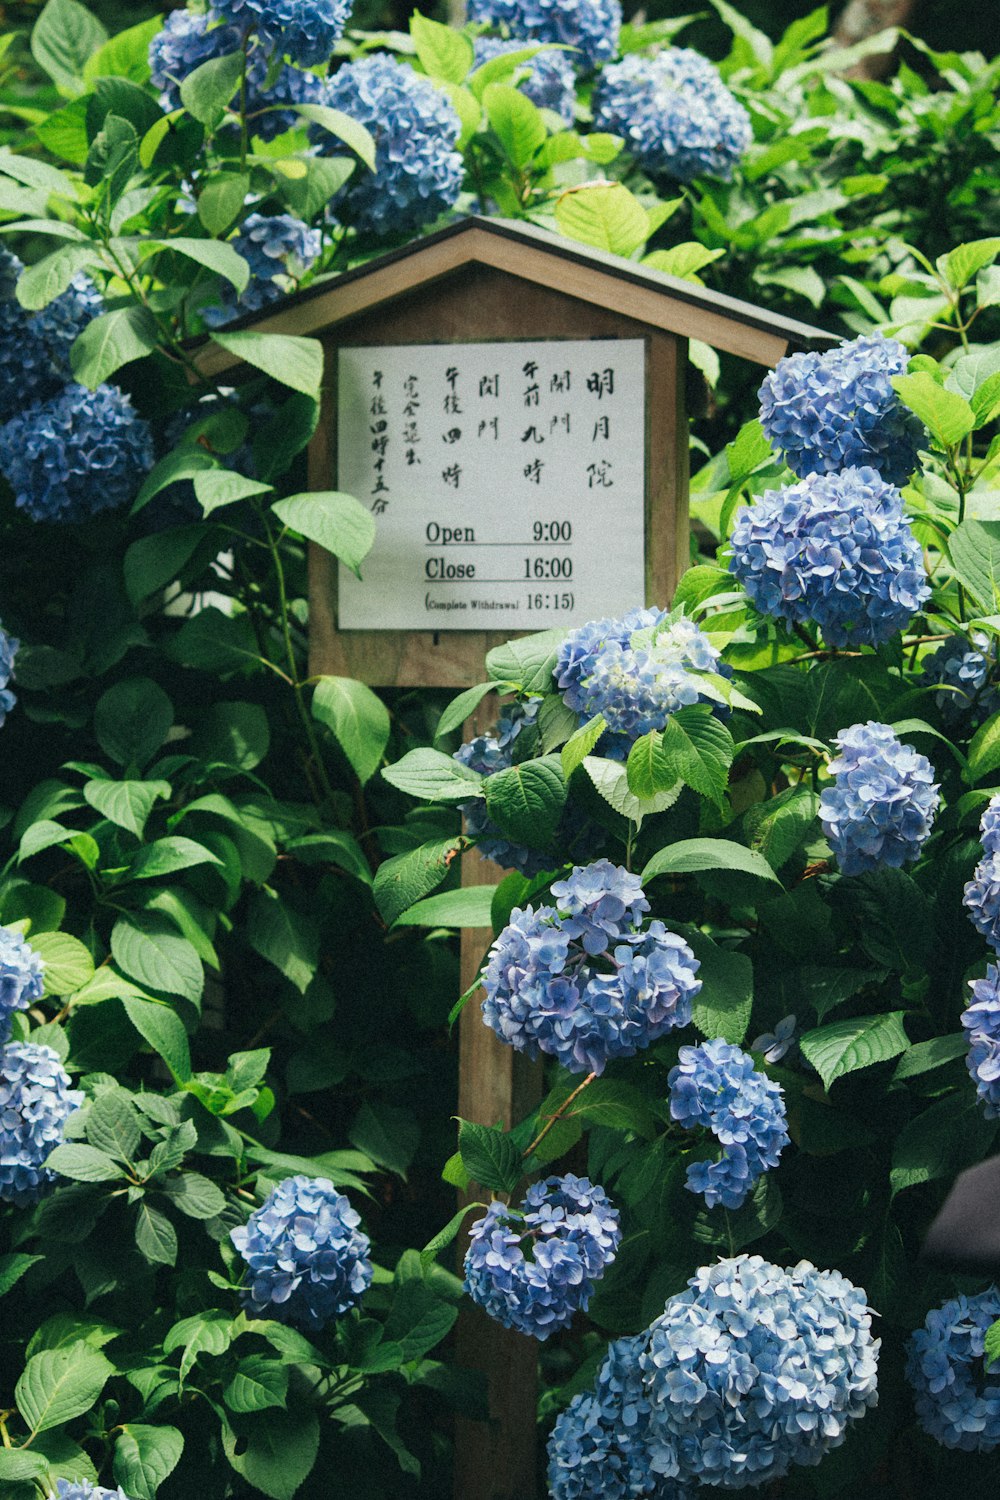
464, 1174, 620, 1339
455, 699, 603, 874
906, 1288, 1000, 1451
729, 468, 930, 649
231, 1174, 372, 1330
593, 49, 752, 183
921, 632, 999, 727
964, 795, 1000, 950
249, 60, 338, 139
482, 860, 700, 1074
758, 332, 924, 487
324, 56, 463, 238
201, 213, 322, 327
0, 249, 101, 423
961, 965, 1000, 1118
0, 383, 154, 523
149, 11, 246, 112
548, 1334, 693, 1500
210, 0, 353, 66
0, 1042, 83, 1206
668, 1039, 789, 1211
0, 927, 44, 1046
750, 1012, 797, 1064
469, 0, 620, 68
819, 721, 939, 877
473, 37, 576, 125
641, 1255, 880, 1489
0, 623, 18, 727
49, 1483, 134, 1500
555, 610, 726, 760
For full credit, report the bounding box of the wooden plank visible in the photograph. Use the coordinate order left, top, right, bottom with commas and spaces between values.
455, 697, 542, 1500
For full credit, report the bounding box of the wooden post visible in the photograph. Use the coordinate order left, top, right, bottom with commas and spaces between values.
454, 703, 543, 1500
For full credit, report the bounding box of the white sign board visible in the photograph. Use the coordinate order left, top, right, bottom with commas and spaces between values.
336, 339, 646, 632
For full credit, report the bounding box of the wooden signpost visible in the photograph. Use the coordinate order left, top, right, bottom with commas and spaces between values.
197, 214, 832, 1500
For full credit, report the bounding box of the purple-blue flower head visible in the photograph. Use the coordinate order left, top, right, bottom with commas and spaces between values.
0, 1042, 83, 1206
0, 927, 44, 1046
0, 248, 101, 423
906, 1288, 1000, 1451
324, 55, 463, 238
641, 1255, 880, 1488
669, 1039, 789, 1211
921, 632, 998, 728
473, 37, 576, 125
210, 0, 353, 68
469, 0, 620, 68
0, 623, 17, 728
964, 794, 1000, 950
464, 1174, 620, 1339
820, 721, 939, 877
231, 1174, 372, 1330
593, 49, 751, 183
962, 965, 1000, 1117
201, 212, 322, 327
759, 332, 924, 487
49, 1483, 135, 1500
0, 383, 153, 524
482, 861, 700, 1074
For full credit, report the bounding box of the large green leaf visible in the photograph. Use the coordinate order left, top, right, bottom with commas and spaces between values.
247, 888, 318, 995
658, 706, 734, 806
16, 1345, 112, 1434
271, 491, 375, 574
891, 1091, 997, 1196
458, 1119, 522, 1194
410, 12, 474, 81
554, 182, 650, 257
125, 836, 223, 882
31, 931, 94, 996
70, 305, 157, 388
949, 520, 1000, 613
83, 778, 170, 839
372, 838, 463, 925
688, 934, 753, 1045
393, 885, 497, 929
891, 372, 972, 448
178, 49, 243, 125
113, 1425, 184, 1500
381, 748, 483, 803
122, 997, 192, 1081
641, 838, 782, 886
222, 1407, 320, 1500
291, 105, 376, 170
94, 679, 173, 770
31, 0, 107, 94
311, 677, 390, 785
483, 83, 546, 168
111, 913, 203, 1006
485, 629, 564, 692
223, 1357, 288, 1415
800, 1011, 910, 1091
584, 756, 682, 828
967, 710, 1000, 784
210, 331, 324, 398
483, 756, 566, 847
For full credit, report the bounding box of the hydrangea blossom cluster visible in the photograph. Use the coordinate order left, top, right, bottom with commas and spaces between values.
641, 1256, 880, 1488
150, 11, 340, 136
0, 383, 154, 523
231, 1174, 372, 1330
729, 467, 929, 649
0, 1042, 83, 1206
668, 1039, 789, 1210
0, 926, 44, 1045
906, 1288, 1000, 1451
922, 631, 999, 727
211, 0, 354, 66
482, 860, 701, 1074
555, 609, 726, 760
464, 1174, 620, 1339
961, 965, 1000, 1117
964, 794, 1000, 949
455, 700, 602, 875
49, 1483, 134, 1500
468, 0, 620, 68
548, 1335, 693, 1500
472, 37, 576, 125
324, 56, 463, 237
819, 721, 939, 877
0, 624, 17, 727
0, 249, 101, 422
202, 213, 322, 326
593, 49, 752, 183
759, 332, 924, 487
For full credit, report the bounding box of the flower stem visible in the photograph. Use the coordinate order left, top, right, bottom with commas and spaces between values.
523, 1071, 597, 1161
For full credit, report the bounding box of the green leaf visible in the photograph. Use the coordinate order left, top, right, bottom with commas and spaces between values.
247, 888, 318, 995
284, 831, 371, 885
555, 182, 649, 257
87, 1091, 141, 1162
197, 170, 252, 235
146, 236, 249, 294
125, 837, 222, 882
291, 105, 376, 171
485, 629, 564, 692
967, 709, 1000, 783
83, 15, 160, 82
0, 1450, 49, 1480
410, 13, 474, 81
132, 448, 217, 515
942, 237, 1000, 290
394, 886, 497, 929
688, 935, 753, 1045
94, 679, 173, 770
643, 243, 725, 281
458, 1119, 522, 1194
891, 1091, 997, 1196
372, 1282, 458, 1368
124, 525, 206, 605
111, 913, 204, 1006
135, 1201, 177, 1266
222, 1406, 320, 1500
84, 779, 170, 839
164, 1310, 234, 1381
191, 701, 270, 772
434, 682, 496, 740
210, 330, 324, 398
31, 0, 107, 94
224, 1356, 289, 1414
31, 931, 94, 995
372, 838, 463, 925
70, 305, 158, 388
658, 706, 734, 806
800, 1011, 910, 1091
0, 1254, 43, 1298
484, 83, 546, 167
311, 677, 390, 785
421, 1203, 481, 1266
160, 1172, 226, 1219
45, 1143, 125, 1183
272, 491, 375, 574
193, 469, 273, 516
743, 786, 820, 871
14, 244, 100, 310
892, 1034, 968, 1081
179, 49, 243, 125
985, 1319, 1000, 1371
349, 1099, 419, 1179
891, 372, 973, 448
483, 756, 566, 847
113, 1425, 184, 1500
561, 714, 606, 779
641, 838, 782, 886
16, 1345, 112, 1433
381, 748, 483, 803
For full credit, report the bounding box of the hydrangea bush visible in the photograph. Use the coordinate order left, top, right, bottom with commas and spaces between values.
0, 0, 995, 1497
